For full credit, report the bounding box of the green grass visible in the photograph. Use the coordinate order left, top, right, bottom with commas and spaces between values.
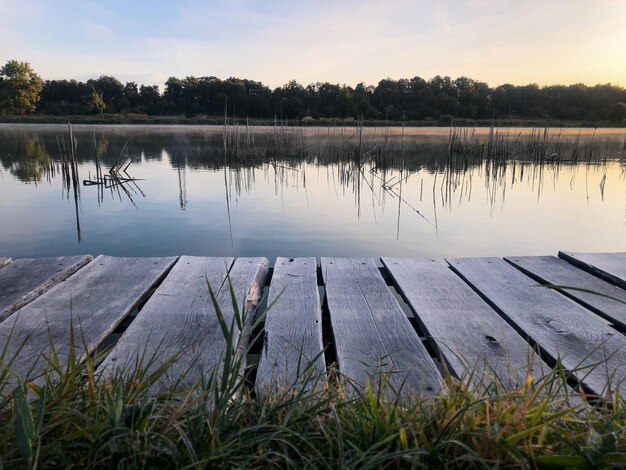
0, 287, 625, 469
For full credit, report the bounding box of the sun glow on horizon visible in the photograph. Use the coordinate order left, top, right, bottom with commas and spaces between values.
0, 0, 625, 89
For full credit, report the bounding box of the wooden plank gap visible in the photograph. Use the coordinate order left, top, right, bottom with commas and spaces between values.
99, 257, 269, 394
505, 256, 626, 331
256, 257, 326, 394
0, 255, 93, 322
447, 257, 626, 397
559, 251, 626, 290
0, 255, 178, 391
322, 257, 442, 399
383, 257, 557, 392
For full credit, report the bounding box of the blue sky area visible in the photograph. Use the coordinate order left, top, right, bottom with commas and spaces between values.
1, 0, 625, 89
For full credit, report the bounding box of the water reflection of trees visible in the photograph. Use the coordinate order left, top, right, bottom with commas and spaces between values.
2, 127, 623, 174
2, 127, 623, 233
0, 133, 55, 183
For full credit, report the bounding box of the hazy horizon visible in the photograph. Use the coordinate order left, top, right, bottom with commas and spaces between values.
1, 0, 625, 89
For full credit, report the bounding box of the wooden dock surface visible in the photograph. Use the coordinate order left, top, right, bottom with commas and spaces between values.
0, 251, 624, 398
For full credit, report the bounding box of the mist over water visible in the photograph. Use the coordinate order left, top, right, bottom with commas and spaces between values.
0, 124, 624, 261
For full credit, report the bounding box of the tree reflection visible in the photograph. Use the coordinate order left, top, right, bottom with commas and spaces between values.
0, 133, 54, 183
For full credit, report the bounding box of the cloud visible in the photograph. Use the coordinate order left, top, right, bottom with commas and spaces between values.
433, 2, 451, 33
81, 23, 117, 42
0, 0, 624, 88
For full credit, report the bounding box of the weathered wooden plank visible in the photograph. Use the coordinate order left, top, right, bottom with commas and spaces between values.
559, 251, 626, 290
100, 257, 269, 393
0, 255, 177, 389
448, 257, 626, 396
0, 255, 93, 322
381, 258, 551, 391
507, 256, 626, 330
256, 258, 325, 394
0, 258, 11, 269
321, 258, 441, 397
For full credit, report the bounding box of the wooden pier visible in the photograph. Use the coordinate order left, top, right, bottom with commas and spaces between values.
0, 252, 624, 397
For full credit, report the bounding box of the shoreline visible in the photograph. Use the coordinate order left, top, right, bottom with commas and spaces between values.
1, 114, 625, 128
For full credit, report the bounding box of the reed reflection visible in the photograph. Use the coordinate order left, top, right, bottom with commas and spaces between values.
0, 124, 624, 248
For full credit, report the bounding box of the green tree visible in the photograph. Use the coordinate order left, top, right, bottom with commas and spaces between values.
0, 60, 44, 115
87, 75, 124, 112
90, 87, 106, 118
138, 85, 161, 114
608, 102, 626, 122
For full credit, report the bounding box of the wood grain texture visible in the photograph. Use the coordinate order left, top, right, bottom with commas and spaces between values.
0, 258, 11, 269
559, 252, 626, 290
381, 257, 550, 391
256, 257, 325, 394
507, 256, 626, 330
100, 257, 269, 393
321, 258, 441, 398
448, 257, 626, 396
0, 255, 177, 389
0, 255, 93, 322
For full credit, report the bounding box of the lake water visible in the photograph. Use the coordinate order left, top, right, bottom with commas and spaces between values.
0, 124, 624, 261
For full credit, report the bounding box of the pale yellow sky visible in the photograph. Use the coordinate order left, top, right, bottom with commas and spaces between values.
0, 0, 625, 88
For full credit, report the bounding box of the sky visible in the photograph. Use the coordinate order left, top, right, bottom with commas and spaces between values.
1, 0, 625, 89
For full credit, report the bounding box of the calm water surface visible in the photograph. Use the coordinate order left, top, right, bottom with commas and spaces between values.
0, 124, 624, 261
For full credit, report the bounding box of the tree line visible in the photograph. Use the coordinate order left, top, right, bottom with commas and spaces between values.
1, 60, 626, 122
